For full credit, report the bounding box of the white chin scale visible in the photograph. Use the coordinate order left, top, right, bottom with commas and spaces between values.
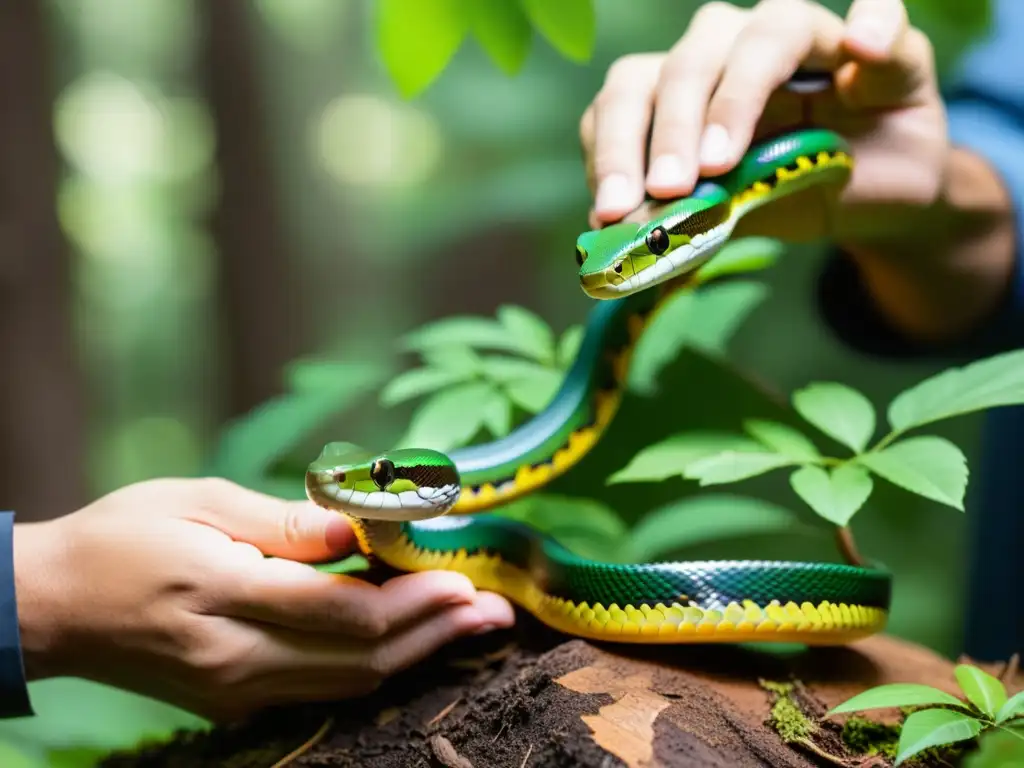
603, 220, 735, 297
320, 482, 460, 520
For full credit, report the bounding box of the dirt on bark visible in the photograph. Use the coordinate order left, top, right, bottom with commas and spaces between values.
98, 609, 1021, 768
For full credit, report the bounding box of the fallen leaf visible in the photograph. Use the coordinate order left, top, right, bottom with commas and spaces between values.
375, 707, 400, 727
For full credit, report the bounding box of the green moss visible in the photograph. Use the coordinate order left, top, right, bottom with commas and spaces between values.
759, 680, 817, 743
841, 715, 899, 760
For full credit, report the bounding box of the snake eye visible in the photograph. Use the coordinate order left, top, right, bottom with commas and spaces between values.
646, 226, 670, 255
613, 262, 623, 274
370, 458, 396, 490
576, 246, 586, 266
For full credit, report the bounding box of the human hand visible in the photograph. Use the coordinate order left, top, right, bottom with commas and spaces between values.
12, 478, 514, 721
580, 0, 948, 245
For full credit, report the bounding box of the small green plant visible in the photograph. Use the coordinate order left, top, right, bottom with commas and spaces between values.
828, 663, 1024, 765
609, 348, 1024, 534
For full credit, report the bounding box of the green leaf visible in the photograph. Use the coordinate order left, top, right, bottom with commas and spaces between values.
895, 708, 983, 766
965, 727, 1024, 768
496, 304, 556, 364
743, 419, 820, 461
607, 432, 764, 484
789, 464, 874, 527
467, 0, 532, 75
557, 324, 584, 368
857, 436, 968, 511
520, 0, 595, 62
479, 356, 553, 383
422, 345, 482, 373
996, 690, 1024, 723
683, 451, 795, 486
504, 371, 561, 412
380, 366, 473, 406
314, 555, 370, 574
792, 382, 876, 453
828, 683, 968, 715
887, 348, 1024, 432
376, 0, 469, 98
402, 314, 545, 359
480, 389, 512, 436
397, 381, 499, 450
496, 494, 627, 561
692, 236, 783, 284
955, 664, 1007, 718
626, 494, 806, 563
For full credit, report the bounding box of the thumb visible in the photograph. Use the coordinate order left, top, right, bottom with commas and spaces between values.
187, 479, 358, 562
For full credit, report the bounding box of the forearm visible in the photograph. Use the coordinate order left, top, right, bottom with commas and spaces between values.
838, 145, 1018, 345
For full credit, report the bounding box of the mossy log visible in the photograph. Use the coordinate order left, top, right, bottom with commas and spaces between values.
98, 611, 1021, 768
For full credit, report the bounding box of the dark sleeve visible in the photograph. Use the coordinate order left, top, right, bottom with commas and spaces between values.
0, 512, 32, 718
818, 0, 1024, 361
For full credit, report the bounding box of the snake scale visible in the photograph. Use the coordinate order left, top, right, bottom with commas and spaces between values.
305, 112, 892, 645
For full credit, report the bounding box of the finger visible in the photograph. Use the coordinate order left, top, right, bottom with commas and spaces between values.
701, 0, 846, 176
590, 53, 663, 222
646, 2, 747, 197
185, 478, 357, 562
843, 0, 908, 61
580, 104, 596, 194
220, 564, 489, 638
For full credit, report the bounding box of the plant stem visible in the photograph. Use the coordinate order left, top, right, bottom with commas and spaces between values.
836, 526, 865, 567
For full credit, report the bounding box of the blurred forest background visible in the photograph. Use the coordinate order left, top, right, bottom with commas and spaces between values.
0, 0, 999, 762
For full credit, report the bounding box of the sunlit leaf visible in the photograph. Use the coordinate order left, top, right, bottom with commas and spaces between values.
857, 436, 968, 511
479, 356, 553, 383
887, 348, 1024, 432
789, 464, 873, 527
496, 494, 627, 561
422, 345, 482, 374
954, 664, 1007, 718
376, 0, 469, 98
828, 683, 967, 715
626, 494, 806, 562
743, 419, 820, 461
683, 451, 794, 486
693, 236, 783, 284
480, 388, 512, 436
380, 367, 473, 406
607, 432, 763, 484
557, 324, 584, 368
468, 0, 532, 75
520, 0, 595, 62
792, 382, 876, 453
895, 709, 983, 766
397, 381, 499, 450
402, 314, 542, 358
996, 690, 1024, 724
496, 304, 556, 364
504, 370, 562, 412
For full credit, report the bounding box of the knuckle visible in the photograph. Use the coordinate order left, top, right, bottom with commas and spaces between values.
353, 604, 389, 639
693, 1, 743, 26
194, 476, 235, 503
366, 647, 398, 679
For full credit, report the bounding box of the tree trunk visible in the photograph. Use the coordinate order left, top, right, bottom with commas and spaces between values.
100, 603, 1012, 768
0, 0, 87, 523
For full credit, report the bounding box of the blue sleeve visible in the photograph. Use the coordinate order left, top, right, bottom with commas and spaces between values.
0, 512, 31, 718
818, 0, 1024, 360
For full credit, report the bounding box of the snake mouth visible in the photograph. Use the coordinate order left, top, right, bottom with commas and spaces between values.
304, 470, 460, 521
581, 225, 734, 299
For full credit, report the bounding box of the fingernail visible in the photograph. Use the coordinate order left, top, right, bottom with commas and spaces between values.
846, 17, 899, 55
699, 124, 732, 167
595, 173, 635, 215
646, 154, 686, 190
472, 623, 498, 636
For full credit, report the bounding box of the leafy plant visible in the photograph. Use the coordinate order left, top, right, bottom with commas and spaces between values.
609, 348, 1024, 531
828, 663, 1024, 765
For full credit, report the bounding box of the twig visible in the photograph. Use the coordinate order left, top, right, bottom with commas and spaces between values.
270, 716, 333, 768
836, 527, 865, 568
428, 697, 463, 727
795, 737, 851, 767
518, 743, 534, 768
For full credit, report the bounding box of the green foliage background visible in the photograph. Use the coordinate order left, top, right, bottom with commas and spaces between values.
0, 0, 1000, 765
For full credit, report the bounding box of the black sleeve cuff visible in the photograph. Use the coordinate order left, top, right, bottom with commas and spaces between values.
0, 512, 32, 718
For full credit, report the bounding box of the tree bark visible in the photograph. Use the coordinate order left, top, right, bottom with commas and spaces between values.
0, 0, 87, 522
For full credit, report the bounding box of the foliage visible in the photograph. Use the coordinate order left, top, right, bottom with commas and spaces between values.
609, 348, 1024, 530
828, 664, 1024, 765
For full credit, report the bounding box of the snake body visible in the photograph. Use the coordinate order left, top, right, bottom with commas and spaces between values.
306, 126, 893, 645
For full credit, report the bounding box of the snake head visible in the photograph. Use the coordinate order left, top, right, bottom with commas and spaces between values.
305, 442, 461, 521
576, 196, 733, 299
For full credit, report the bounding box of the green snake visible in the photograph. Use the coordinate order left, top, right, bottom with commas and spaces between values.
305, 121, 892, 645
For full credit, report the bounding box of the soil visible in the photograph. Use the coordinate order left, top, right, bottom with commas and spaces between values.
97, 607, 1023, 768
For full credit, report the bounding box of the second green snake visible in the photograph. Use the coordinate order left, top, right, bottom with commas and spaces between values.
306, 126, 892, 645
